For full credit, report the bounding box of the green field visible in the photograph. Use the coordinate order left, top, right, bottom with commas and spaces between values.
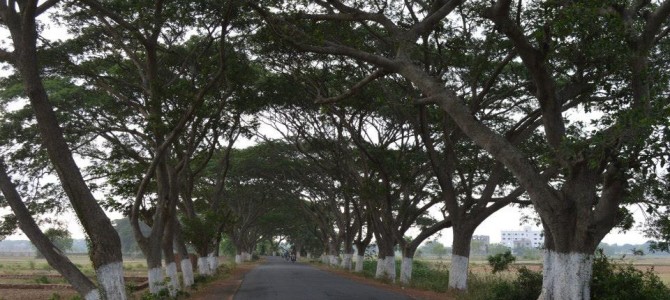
0, 255, 149, 277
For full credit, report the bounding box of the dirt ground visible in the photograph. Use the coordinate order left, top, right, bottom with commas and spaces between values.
189, 261, 260, 300
0, 288, 78, 300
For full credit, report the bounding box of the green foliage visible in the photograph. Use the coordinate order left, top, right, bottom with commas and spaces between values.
48, 293, 61, 300
591, 250, 670, 300
35, 275, 50, 284
33, 227, 73, 258
405, 260, 450, 292
419, 241, 450, 259
487, 250, 516, 274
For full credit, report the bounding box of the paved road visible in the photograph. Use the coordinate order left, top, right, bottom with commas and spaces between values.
234, 256, 411, 300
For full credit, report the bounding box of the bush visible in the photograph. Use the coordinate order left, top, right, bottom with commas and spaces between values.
468, 249, 670, 300
483, 266, 542, 300
487, 250, 515, 274
591, 249, 670, 300
406, 260, 450, 292
35, 275, 50, 284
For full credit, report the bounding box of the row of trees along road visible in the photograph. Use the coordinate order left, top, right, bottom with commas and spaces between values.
0, 1, 669, 300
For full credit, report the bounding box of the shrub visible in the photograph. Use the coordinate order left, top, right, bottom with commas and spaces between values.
487, 250, 515, 274
35, 275, 50, 284
406, 260, 450, 292
591, 249, 670, 300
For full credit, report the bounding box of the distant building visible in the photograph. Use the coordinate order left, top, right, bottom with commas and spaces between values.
472, 235, 490, 245
501, 226, 543, 248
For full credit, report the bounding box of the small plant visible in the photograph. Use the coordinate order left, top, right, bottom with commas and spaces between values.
35, 275, 51, 284
487, 250, 516, 274
48, 293, 61, 300
28, 260, 36, 270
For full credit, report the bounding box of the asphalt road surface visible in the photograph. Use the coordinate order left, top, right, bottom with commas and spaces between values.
234, 256, 411, 300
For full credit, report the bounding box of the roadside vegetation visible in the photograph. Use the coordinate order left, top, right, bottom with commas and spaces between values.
316, 250, 670, 300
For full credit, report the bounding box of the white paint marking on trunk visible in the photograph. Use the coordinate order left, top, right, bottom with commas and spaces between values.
355, 255, 364, 272
375, 258, 384, 278
165, 262, 180, 297
197, 257, 210, 276
538, 251, 593, 300
448, 255, 469, 290
208, 254, 218, 273
96, 261, 127, 300
329, 255, 339, 266
147, 267, 164, 294
181, 258, 194, 287
383, 256, 396, 282
400, 257, 413, 285
235, 254, 242, 264
341, 254, 353, 270
84, 289, 100, 300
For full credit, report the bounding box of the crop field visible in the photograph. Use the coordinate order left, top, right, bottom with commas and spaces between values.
418, 256, 670, 285
0, 255, 149, 300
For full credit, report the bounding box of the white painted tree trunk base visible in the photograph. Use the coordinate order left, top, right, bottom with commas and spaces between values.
148, 267, 164, 294
181, 259, 194, 287
198, 257, 210, 276
449, 255, 469, 290
538, 251, 593, 300
208, 254, 218, 273
341, 254, 353, 270
84, 290, 101, 300
165, 262, 180, 297
375, 258, 384, 278
400, 257, 413, 285
235, 254, 243, 264
355, 255, 364, 272
96, 261, 127, 300
375, 256, 395, 281
329, 255, 339, 267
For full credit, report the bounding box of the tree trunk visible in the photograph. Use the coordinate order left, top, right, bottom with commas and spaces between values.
449, 227, 474, 290
197, 251, 211, 275
375, 241, 396, 281
146, 246, 164, 294
400, 256, 413, 285
173, 222, 194, 287
400, 247, 417, 285
162, 235, 179, 296
328, 238, 340, 267
355, 254, 365, 272
5, 15, 127, 300
208, 252, 219, 273
162, 183, 180, 296
354, 242, 368, 273
538, 251, 593, 300
0, 163, 100, 299
341, 254, 353, 270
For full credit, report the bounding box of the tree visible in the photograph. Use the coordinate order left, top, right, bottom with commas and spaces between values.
0, 161, 98, 298
0, 2, 127, 298
252, 1, 670, 297
36, 228, 73, 257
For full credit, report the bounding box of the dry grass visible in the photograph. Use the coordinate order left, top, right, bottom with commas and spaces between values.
417, 256, 670, 285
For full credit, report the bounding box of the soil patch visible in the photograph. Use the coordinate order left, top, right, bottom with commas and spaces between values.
189, 262, 260, 300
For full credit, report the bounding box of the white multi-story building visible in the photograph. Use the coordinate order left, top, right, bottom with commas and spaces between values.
501, 226, 544, 248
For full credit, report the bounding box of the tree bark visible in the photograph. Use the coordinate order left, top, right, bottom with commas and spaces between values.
449, 226, 474, 290
0, 5, 126, 299
0, 162, 100, 300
